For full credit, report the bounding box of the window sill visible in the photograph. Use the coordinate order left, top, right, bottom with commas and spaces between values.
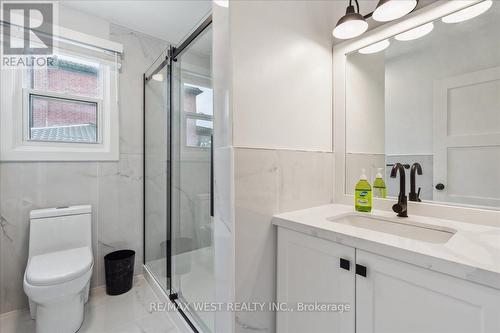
0, 143, 119, 161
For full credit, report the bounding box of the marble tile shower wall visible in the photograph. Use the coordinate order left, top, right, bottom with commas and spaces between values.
0, 24, 168, 314
234, 147, 333, 333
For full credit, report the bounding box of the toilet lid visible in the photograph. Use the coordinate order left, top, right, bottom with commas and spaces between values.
26, 247, 93, 286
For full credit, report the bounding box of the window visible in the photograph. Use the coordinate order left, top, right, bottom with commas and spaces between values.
1, 49, 120, 161
183, 83, 213, 148
27, 55, 101, 144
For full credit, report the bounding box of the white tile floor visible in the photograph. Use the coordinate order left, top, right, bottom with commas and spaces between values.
0, 277, 185, 333
146, 247, 216, 332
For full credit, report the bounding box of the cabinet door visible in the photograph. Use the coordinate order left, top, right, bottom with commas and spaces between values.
277, 228, 355, 333
356, 249, 500, 333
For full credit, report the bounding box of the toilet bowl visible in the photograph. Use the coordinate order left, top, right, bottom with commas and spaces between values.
24, 205, 93, 333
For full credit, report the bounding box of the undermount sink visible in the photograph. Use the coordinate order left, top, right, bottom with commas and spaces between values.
328, 214, 456, 244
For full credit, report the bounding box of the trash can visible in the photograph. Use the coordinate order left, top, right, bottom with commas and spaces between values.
104, 250, 135, 296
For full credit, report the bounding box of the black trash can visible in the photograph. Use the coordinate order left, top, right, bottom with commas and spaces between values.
104, 250, 135, 296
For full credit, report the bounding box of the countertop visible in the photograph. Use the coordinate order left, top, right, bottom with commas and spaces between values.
272, 204, 500, 290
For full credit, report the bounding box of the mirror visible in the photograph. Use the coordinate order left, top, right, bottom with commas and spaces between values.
345, 1, 500, 210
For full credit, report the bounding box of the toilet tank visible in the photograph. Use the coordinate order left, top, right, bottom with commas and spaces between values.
29, 205, 92, 258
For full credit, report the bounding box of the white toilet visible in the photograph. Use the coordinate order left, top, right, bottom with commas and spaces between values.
24, 205, 93, 333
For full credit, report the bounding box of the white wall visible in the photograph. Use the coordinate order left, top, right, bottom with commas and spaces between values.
231, 0, 334, 152
58, 5, 110, 40
214, 2, 339, 333
346, 52, 385, 154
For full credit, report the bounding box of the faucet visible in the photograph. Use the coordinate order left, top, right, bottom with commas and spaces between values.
390, 163, 408, 217
409, 163, 423, 202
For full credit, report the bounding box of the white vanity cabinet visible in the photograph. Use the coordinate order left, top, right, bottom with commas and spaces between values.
277, 227, 500, 333
277, 228, 355, 333
356, 249, 500, 333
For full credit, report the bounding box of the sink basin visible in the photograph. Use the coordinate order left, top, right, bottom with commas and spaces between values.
328, 214, 456, 244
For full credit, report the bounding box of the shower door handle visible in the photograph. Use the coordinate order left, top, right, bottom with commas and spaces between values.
210, 134, 214, 217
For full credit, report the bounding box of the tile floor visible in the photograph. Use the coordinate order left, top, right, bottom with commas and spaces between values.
0, 276, 185, 333
146, 247, 215, 332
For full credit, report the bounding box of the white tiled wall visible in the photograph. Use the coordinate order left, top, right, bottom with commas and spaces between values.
212, 1, 340, 332
0, 23, 168, 314
234, 148, 333, 333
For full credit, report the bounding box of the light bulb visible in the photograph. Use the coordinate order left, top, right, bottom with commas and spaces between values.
395, 22, 434, 41
333, 20, 369, 39
333, 5, 368, 40
442, 0, 492, 24
359, 39, 390, 54
373, 0, 418, 22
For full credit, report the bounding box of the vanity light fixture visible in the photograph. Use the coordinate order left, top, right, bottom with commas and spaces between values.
442, 0, 492, 24
395, 22, 434, 41
372, 0, 418, 22
334, 0, 419, 40
333, 0, 368, 39
358, 39, 390, 54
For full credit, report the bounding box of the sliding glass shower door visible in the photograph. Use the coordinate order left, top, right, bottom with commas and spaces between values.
170, 23, 215, 333
144, 53, 170, 292
144, 16, 214, 332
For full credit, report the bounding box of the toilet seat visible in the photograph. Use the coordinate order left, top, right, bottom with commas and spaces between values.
26, 247, 93, 286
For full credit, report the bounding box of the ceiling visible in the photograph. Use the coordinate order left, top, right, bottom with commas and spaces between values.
61, 0, 212, 44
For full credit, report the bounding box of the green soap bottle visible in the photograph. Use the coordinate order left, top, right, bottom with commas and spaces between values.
373, 168, 387, 199
355, 168, 372, 212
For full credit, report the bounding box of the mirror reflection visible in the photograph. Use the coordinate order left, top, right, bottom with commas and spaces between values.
345, 1, 500, 210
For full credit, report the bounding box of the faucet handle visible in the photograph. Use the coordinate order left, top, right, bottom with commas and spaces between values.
417, 187, 421, 201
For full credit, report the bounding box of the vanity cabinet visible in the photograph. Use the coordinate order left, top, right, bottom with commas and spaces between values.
277, 228, 355, 333
356, 249, 500, 333
277, 228, 500, 333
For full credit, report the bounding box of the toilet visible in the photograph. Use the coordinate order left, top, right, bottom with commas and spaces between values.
24, 205, 93, 333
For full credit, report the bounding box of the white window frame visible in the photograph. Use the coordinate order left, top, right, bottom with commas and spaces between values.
23, 88, 102, 144
1, 49, 119, 161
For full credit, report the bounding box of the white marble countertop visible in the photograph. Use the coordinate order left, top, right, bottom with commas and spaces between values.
273, 204, 500, 290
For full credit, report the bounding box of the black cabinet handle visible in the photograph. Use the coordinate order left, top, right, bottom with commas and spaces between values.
435, 183, 445, 191
339, 258, 350, 271
356, 264, 367, 277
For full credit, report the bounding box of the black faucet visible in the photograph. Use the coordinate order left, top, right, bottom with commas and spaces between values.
390, 163, 408, 217
409, 163, 423, 202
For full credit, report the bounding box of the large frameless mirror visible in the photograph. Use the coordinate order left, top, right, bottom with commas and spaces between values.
345, 0, 500, 210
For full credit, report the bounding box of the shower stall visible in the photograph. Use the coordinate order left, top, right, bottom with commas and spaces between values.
143, 16, 215, 333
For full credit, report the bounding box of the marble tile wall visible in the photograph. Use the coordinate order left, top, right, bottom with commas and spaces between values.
233, 147, 333, 333
0, 24, 169, 314
0, 162, 99, 314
